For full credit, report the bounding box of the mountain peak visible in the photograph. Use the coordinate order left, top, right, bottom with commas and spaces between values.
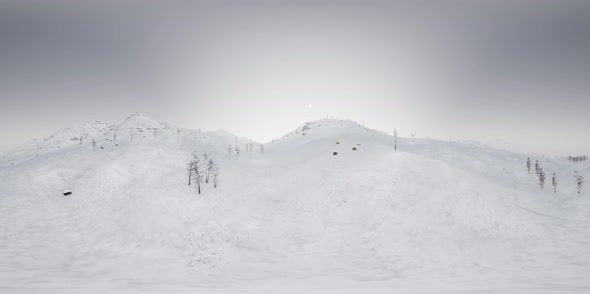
118, 113, 163, 129
286, 118, 368, 137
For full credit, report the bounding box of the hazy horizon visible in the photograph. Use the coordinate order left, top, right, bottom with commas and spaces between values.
2, 0, 589, 155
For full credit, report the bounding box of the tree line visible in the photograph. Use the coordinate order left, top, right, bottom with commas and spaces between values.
527, 157, 584, 194
227, 136, 264, 159
564, 155, 588, 163
187, 154, 219, 194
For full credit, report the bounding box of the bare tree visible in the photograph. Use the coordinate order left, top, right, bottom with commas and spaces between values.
212, 163, 219, 188
552, 173, 557, 193
567, 155, 589, 163
260, 144, 264, 154
393, 128, 398, 150
188, 158, 204, 194
187, 158, 197, 186
194, 160, 204, 194
236, 147, 240, 159
227, 144, 232, 157
539, 169, 545, 189
92, 139, 96, 151
526, 158, 531, 174
574, 171, 584, 194
535, 160, 540, 176
206, 158, 215, 184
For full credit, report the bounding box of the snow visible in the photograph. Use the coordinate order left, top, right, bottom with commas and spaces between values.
1, 115, 589, 293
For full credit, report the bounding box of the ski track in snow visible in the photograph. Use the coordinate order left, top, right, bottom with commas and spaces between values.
1, 117, 590, 293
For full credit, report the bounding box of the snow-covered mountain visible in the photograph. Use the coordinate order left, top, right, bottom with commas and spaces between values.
1, 115, 589, 293
1, 113, 255, 165
3, 120, 116, 159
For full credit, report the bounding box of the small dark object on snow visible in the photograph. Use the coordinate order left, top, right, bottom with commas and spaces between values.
336, 142, 340, 144
333, 152, 338, 155
63, 191, 72, 196
115, 144, 118, 147
352, 147, 357, 150
100, 146, 104, 149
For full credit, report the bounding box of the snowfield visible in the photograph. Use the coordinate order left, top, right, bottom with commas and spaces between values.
1, 114, 589, 293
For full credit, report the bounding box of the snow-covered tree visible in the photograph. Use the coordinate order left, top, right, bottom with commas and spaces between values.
212, 164, 219, 188
248, 141, 255, 153
194, 160, 204, 194
526, 158, 531, 174
227, 144, 232, 156
236, 147, 240, 159
187, 158, 197, 186
574, 171, 584, 194
187, 155, 206, 194
535, 160, 540, 176
260, 144, 264, 154
552, 173, 557, 193
567, 155, 588, 163
206, 158, 215, 184
187, 157, 203, 194
538, 168, 545, 189
393, 128, 398, 150
92, 139, 96, 151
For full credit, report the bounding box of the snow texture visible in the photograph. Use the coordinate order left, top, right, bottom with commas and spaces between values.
1, 116, 589, 293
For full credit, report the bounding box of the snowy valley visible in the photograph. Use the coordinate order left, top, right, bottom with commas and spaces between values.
1, 114, 589, 293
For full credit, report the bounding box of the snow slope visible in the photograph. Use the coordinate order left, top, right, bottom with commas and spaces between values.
2, 120, 116, 161
1, 116, 589, 293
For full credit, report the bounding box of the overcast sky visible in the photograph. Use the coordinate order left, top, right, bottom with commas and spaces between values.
1, 0, 589, 155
